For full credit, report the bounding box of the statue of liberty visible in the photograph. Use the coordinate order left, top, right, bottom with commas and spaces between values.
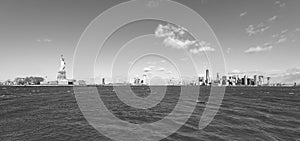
57, 54, 67, 80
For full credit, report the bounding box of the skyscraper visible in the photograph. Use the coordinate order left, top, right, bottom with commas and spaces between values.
267, 77, 271, 85
205, 69, 210, 85
258, 75, 264, 86
102, 78, 105, 85
254, 75, 257, 86
244, 75, 247, 85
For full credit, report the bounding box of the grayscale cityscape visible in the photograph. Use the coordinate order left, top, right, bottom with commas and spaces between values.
0, 0, 299, 141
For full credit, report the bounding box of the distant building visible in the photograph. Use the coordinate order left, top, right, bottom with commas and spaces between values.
258, 75, 264, 86
254, 75, 257, 86
74, 80, 86, 86
205, 69, 210, 85
221, 76, 227, 86
198, 76, 204, 85
143, 74, 147, 85
266, 77, 271, 85
102, 78, 105, 85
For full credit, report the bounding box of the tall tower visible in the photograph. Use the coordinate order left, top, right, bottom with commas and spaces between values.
254, 75, 257, 86
244, 75, 247, 85
267, 77, 271, 85
205, 69, 210, 84
102, 78, 105, 85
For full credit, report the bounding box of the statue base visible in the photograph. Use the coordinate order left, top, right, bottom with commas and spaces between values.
57, 70, 68, 85
58, 79, 68, 85
57, 70, 67, 80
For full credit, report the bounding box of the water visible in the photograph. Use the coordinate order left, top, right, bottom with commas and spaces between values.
0, 86, 299, 141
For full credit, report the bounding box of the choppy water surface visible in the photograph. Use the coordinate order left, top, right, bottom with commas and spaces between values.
0, 86, 299, 141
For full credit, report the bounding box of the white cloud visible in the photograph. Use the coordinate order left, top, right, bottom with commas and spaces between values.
163, 37, 196, 49
37, 38, 52, 43
276, 37, 287, 44
281, 29, 288, 34
246, 25, 257, 36
268, 16, 277, 22
295, 28, 300, 32
246, 24, 271, 36
155, 24, 214, 54
244, 46, 273, 54
144, 66, 155, 72
189, 46, 215, 54
155, 24, 199, 50
155, 24, 175, 38
240, 11, 247, 17
260, 26, 270, 32
279, 3, 286, 7
156, 67, 165, 71
143, 68, 151, 72
189, 41, 215, 54
274, 1, 285, 7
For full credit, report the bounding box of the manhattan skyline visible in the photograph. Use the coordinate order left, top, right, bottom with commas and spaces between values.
0, 0, 300, 84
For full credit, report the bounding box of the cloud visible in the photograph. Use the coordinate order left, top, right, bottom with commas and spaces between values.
260, 26, 270, 32
276, 37, 287, 44
37, 38, 52, 43
189, 40, 215, 54
274, 1, 280, 5
296, 28, 300, 32
246, 24, 271, 36
143, 66, 155, 72
155, 24, 175, 38
155, 24, 197, 49
163, 37, 196, 49
271, 29, 292, 45
189, 46, 215, 54
268, 16, 277, 22
269, 67, 300, 84
274, 1, 286, 7
240, 11, 247, 17
156, 67, 165, 71
155, 24, 214, 54
143, 68, 151, 72
245, 15, 280, 36
281, 29, 288, 34
279, 3, 286, 7
246, 25, 257, 36
244, 46, 273, 54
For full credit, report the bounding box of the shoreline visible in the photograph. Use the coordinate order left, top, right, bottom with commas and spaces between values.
0, 85, 298, 88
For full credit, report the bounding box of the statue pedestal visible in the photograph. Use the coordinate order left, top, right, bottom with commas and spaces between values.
58, 79, 68, 85
57, 70, 66, 79
57, 70, 68, 85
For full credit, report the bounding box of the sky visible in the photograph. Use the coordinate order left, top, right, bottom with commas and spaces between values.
0, 0, 299, 83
